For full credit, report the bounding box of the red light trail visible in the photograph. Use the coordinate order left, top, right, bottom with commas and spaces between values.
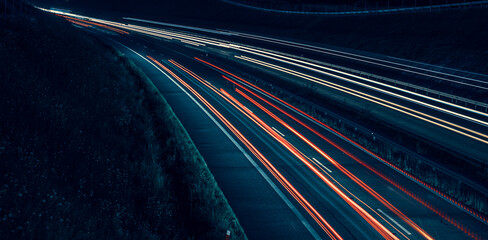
167, 58, 400, 240
147, 56, 343, 240
194, 57, 486, 240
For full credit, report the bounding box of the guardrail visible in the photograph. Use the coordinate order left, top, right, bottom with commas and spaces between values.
221, 0, 488, 15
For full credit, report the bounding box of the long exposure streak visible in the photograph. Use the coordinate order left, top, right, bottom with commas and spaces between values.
146, 56, 343, 240
167, 59, 399, 240
18, 9, 488, 240
235, 87, 431, 239
234, 55, 488, 144
194, 57, 486, 240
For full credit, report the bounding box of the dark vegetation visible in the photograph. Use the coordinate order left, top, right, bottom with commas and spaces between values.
0, 8, 245, 239
32, 0, 488, 74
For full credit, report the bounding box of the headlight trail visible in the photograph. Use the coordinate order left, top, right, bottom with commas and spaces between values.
231, 31, 488, 88
39, 9, 487, 239
117, 16, 488, 88
235, 55, 488, 145
57, 15, 129, 34
46, 9, 488, 131
235, 46, 488, 119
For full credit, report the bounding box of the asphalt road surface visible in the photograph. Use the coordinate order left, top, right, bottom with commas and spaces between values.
43, 9, 488, 240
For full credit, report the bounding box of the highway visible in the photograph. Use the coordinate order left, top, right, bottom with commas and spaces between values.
53, 11, 488, 164
43, 9, 488, 240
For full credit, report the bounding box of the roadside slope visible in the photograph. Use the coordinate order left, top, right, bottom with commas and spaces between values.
0, 10, 245, 239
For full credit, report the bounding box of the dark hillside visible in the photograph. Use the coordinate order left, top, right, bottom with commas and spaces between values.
33, 0, 488, 73
0, 9, 245, 239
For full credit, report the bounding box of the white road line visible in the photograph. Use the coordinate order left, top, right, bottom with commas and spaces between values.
272, 127, 285, 137
112, 41, 323, 240
377, 208, 412, 235
312, 158, 332, 173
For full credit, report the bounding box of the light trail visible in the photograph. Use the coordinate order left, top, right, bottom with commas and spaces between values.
49, 10, 488, 124
66, 19, 92, 28
235, 55, 488, 145
49, 10, 223, 46
45, 9, 488, 121
121, 16, 488, 87
231, 31, 488, 88
303, 154, 411, 239
179, 39, 205, 47
95, 17, 488, 134
235, 46, 488, 120
311, 158, 332, 173
194, 58, 486, 239
148, 56, 343, 240
221, 88, 399, 240
116, 41, 324, 239
167, 58, 401, 239
40, 9, 486, 238
235, 87, 432, 239
57, 15, 129, 34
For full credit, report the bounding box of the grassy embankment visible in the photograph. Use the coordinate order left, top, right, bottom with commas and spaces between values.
0, 9, 245, 239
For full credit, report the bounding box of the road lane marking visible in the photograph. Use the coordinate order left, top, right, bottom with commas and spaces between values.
272, 127, 285, 137
312, 158, 332, 173
377, 209, 412, 235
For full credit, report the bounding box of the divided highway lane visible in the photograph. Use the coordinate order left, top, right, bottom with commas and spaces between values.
158, 57, 390, 240
121, 16, 488, 94
105, 35, 323, 240
103, 32, 486, 239
46, 9, 488, 91
43, 10, 488, 239
189, 57, 488, 240
229, 53, 488, 162
109, 37, 393, 239
61, 14, 488, 158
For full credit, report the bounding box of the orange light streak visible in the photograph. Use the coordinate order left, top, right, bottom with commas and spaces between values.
58, 15, 129, 34
235, 55, 488, 144
147, 56, 343, 240
66, 19, 92, 28
194, 58, 486, 240
170, 57, 398, 239
220, 89, 399, 240
236, 87, 429, 239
